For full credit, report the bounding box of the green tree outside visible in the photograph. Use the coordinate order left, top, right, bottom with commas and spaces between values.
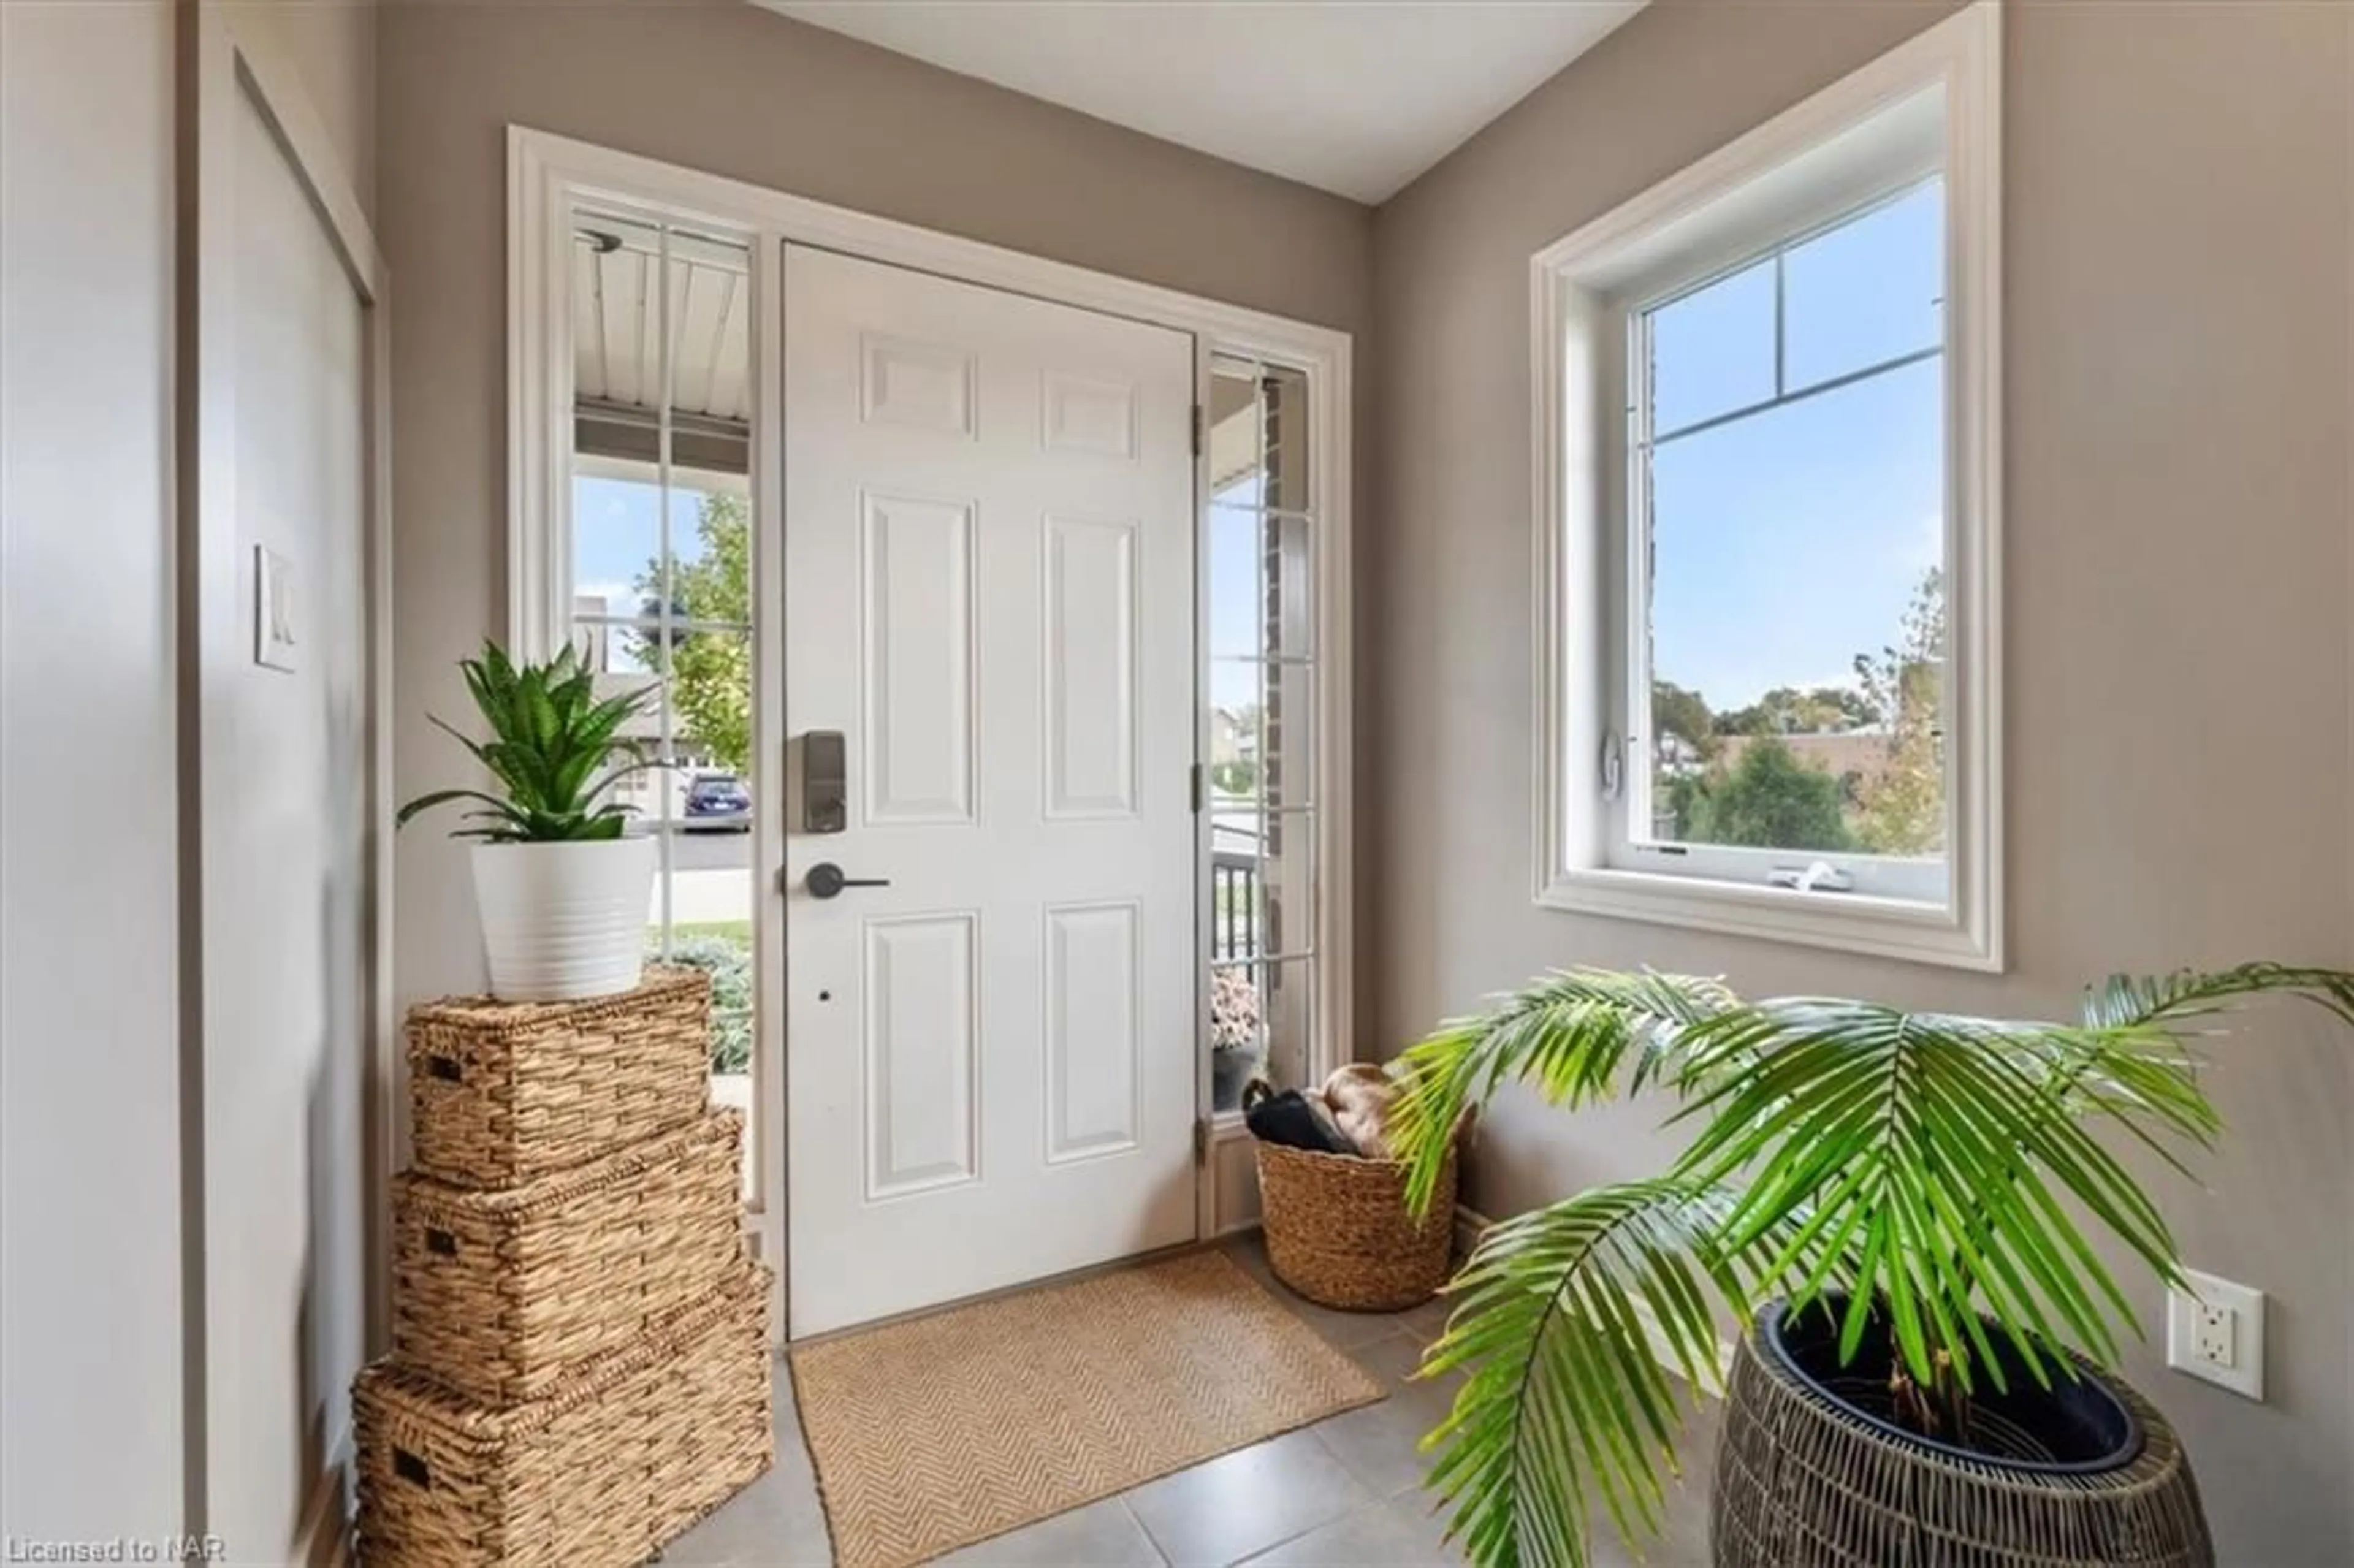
1650, 679, 1718, 761
1851, 565, 1945, 854
1713, 683, 1879, 737
1210, 702, 1262, 800
631, 493, 752, 777
1672, 737, 1855, 853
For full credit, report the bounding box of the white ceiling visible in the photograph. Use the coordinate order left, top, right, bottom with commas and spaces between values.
756, 2, 1648, 204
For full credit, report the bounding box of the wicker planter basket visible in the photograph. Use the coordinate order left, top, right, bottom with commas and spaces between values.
405, 966, 712, 1190
1712, 1300, 2213, 1567
392, 1108, 745, 1407
357, 1263, 774, 1568
1255, 1140, 1458, 1312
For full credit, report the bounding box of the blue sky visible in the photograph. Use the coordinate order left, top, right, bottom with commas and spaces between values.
573, 179, 1940, 721
573, 474, 726, 672
1648, 180, 1945, 710
574, 475, 714, 609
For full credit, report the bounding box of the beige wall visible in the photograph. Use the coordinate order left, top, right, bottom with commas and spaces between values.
225, 0, 378, 223
1368, 1, 2353, 1559
377, 0, 1374, 1004
0, 0, 187, 1542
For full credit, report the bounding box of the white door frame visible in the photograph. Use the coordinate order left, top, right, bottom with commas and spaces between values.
180, 6, 396, 1551
506, 127, 1354, 1339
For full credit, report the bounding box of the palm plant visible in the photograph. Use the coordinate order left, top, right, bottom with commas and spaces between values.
398, 640, 658, 841
1388, 963, 2354, 1568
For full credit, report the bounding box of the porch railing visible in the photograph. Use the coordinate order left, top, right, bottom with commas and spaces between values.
1211, 849, 1259, 962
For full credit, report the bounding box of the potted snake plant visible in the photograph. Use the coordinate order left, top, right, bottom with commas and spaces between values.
1390, 962, 2354, 1568
399, 640, 661, 1000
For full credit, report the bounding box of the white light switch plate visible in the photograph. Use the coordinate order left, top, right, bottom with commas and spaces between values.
254, 544, 298, 672
2166, 1268, 2264, 1401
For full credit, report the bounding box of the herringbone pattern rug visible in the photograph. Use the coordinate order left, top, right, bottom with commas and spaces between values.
788, 1248, 1387, 1567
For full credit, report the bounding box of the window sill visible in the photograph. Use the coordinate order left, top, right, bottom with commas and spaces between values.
1537, 865, 2002, 972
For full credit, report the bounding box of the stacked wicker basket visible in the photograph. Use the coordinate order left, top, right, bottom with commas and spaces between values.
353, 967, 773, 1567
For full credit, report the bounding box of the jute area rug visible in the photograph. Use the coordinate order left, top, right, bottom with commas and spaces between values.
788, 1247, 1387, 1568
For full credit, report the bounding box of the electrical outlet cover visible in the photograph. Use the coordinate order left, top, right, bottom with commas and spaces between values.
2166, 1268, 2264, 1401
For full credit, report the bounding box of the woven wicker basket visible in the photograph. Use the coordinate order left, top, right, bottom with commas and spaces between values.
406, 967, 712, 1190
1712, 1312, 2213, 1566
1255, 1140, 1458, 1312
357, 1262, 774, 1568
392, 1108, 745, 1407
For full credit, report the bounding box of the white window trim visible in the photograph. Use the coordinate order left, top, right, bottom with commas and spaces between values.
1530, 1, 2002, 971
507, 126, 1356, 1305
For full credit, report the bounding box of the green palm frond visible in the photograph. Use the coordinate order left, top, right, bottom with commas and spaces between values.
2082, 962, 2354, 1032
1398, 962, 2354, 1568
1667, 1000, 2195, 1388
1419, 1179, 1815, 1568
401, 640, 661, 843
1391, 970, 1739, 1214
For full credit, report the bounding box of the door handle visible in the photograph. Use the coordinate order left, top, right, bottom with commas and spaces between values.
805, 862, 890, 900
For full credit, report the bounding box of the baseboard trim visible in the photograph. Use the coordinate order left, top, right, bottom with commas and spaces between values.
1450, 1202, 1487, 1263
1452, 1204, 1734, 1387
292, 1427, 354, 1568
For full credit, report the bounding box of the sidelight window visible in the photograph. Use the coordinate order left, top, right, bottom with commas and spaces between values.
563, 207, 759, 1156
1205, 355, 1320, 1113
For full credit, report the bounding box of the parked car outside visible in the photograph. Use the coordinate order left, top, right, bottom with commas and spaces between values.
682, 772, 752, 832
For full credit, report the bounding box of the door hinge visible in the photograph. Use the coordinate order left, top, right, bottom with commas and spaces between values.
1189, 762, 1204, 814
1191, 403, 1203, 459
1192, 1117, 1210, 1168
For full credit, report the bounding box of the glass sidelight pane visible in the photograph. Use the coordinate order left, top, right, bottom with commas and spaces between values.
1208, 508, 1315, 666
1206, 505, 1263, 663
569, 211, 752, 602
1209, 957, 1314, 1114
1206, 356, 1311, 512
672, 485, 753, 626
641, 626, 756, 1189
1208, 810, 1261, 961
1206, 674, 1316, 818
568, 204, 759, 1189
1257, 666, 1316, 816
1209, 509, 1312, 660
1202, 351, 1320, 1111
571, 471, 665, 620
1259, 364, 1311, 513
637, 628, 755, 919
1207, 808, 1316, 965
1207, 355, 1261, 500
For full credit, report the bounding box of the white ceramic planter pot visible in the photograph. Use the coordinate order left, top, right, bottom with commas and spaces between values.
470, 836, 657, 1001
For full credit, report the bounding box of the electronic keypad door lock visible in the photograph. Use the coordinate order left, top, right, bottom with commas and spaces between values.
803, 729, 847, 834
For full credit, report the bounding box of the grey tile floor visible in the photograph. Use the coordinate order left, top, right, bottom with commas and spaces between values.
662, 1233, 1715, 1567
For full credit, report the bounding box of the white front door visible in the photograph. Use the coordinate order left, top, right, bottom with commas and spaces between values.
783, 245, 1199, 1337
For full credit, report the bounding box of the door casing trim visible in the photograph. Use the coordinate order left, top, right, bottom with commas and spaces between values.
506, 127, 1354, 1342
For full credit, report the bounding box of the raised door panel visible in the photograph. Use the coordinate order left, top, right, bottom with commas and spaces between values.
862, 333, 977, 438
1042, 514, 1140, 820
1043, 901, 1140, 1165
860, 490, 975, 825
1041, 371, 1138, 460
863, 913, 979, 1199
